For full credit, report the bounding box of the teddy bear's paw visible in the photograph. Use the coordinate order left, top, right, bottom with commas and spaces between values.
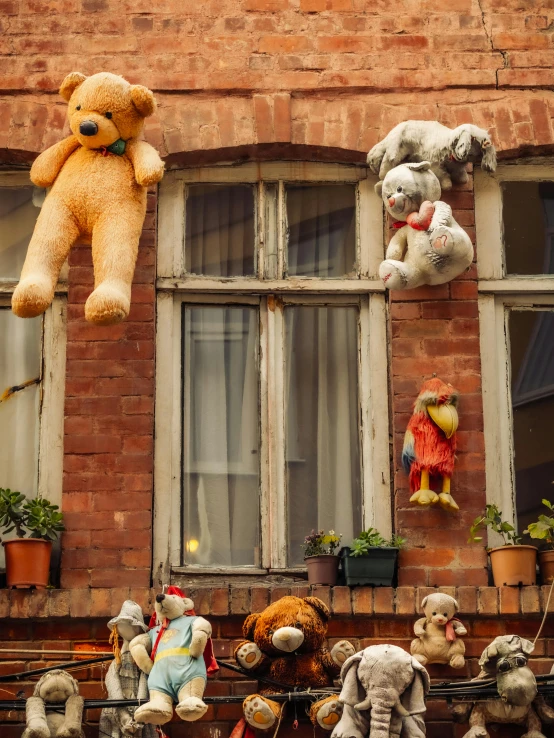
134, 700, 173, 726
314, 697, 344, 730
136, 163, 165, 187
56, 726, 82, 738
429, 226, 454, 255
175, 697, 208, 722
331, 640, 356, 666
12, 275, 54, 318
236, 642, 263, 670
244, 696, 280, 730
409, 489, 439, 506
379, 261, 409, 291
85, 283, 130, 325
22, 726, 50, 738
449, 654, 465, 669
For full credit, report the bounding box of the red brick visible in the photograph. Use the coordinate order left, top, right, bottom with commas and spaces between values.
478, 587, 498, 615
352, 587, 373, 615
500, 587, 520, 615
332, 586, 352, 615
374, 588, 394, 614
211, 588, 230, 616
396, 587, 416, 615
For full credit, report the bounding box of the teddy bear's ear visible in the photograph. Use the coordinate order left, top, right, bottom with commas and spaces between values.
405, 161, 431, 172
59, 72, 87, 101
421, 596, 428, 608
374, 181, 383, 197
242, 613, 260, 640
304, 596, 330, 621
452, 598, 459, 611
130, 85, 156, 117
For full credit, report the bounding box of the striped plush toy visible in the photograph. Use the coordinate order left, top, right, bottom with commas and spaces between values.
402, 377, 460, 513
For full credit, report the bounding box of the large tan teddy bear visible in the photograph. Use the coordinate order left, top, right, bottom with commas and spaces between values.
376, 162, 474, 291
12, 71, 164, 325
234, 595, 356, 732
410, 593, 467, 669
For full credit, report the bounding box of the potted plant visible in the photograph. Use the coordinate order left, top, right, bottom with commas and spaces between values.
0, 488, 65, 589
469, 504, 537, 587
524, 499, 554, 584
341, 528, 406, 587
302, 530, 342, 586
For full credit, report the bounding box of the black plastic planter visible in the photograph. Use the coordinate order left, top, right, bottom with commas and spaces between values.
341, 546, 399, 586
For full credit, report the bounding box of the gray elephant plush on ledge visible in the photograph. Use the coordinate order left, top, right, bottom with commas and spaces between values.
452, 635, 554, 738
331, 644, 430, 738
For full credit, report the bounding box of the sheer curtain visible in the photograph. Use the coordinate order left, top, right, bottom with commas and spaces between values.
0, 187, 38, 278
181, 305, 259, 566
185, 185, 255, 276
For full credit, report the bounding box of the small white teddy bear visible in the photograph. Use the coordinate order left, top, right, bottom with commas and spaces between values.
410, 593, 467, 669
368, 120, 496, 190
376, 162, 474, 291
130, 588, 215, 726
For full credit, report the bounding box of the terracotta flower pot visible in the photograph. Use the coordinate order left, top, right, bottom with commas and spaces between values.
3, 538, 53, 589
489, 545, 537, 587
305, 555, 339, 586
539, 550, 554, 584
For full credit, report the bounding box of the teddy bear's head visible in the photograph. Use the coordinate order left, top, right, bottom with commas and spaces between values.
375, 162, 441, 222
242, 596, 330, 656
33, 669, 79, 703
154, 591, 194, 622
59, 71, 157, 150
421, 593, 458, 627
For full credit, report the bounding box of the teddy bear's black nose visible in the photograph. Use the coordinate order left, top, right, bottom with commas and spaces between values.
156, 594, 165, 603
79, 120, 98, 136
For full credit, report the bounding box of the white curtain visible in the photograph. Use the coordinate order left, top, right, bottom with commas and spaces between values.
181, 305, 259, 566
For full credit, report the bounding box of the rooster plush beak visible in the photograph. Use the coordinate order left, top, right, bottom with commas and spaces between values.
427, 403, 459, 439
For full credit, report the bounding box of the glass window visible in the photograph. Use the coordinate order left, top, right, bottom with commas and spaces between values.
501, 181, 554, 275
0, 187, 39, 280
286, 184, 356, 278
185, 184, 255, 277
181, 304, 259, 566
509, 309, 554, 535
285, 305, 361, 566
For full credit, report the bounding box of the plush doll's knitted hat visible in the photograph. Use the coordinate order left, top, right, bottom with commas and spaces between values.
108, 600, 148, 632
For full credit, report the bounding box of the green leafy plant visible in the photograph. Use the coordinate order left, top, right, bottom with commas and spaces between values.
0, 488, 64, 542
349, 528, 407, 557
524, 499, 554, 550
302, 529, 342, 558
468, 503, 521, 546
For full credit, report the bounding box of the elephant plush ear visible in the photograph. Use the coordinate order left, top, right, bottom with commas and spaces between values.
410, 657, 430, 696
304, 597, 330, 621
338, 652, 364, 707
405, 161, 431, 172
242, 613, 260, 640
60, 72, 87, 101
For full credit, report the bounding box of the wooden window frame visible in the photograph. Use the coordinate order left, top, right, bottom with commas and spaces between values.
476, 161, 554, 542
0, 170, 67, 513
153, 161, 391, 582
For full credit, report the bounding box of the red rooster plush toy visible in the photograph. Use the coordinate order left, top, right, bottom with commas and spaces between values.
402, 377, 459, 512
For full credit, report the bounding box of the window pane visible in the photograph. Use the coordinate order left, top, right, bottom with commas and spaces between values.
286, 184, 356, 278
509, 309, 554, 536
185, 185, 255, 277
502, 181, 554, 275
285, 306, 361, 566
0, 309, 41, 492
0, 187, 39, 280
181, 305, 259, 566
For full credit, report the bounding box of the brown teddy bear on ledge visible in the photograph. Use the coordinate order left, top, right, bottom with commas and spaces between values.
410, 592, 467, 669
234, 595, 356, 732
12, 71, 164, 325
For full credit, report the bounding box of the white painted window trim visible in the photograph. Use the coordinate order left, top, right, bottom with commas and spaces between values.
153, 162, 390, 581
476, 160, 554, 540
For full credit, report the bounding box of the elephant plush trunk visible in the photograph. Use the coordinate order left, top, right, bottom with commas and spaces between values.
367, 692, 396, 738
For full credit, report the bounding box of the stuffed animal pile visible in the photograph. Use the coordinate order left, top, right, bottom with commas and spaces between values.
12, 71, 164, 326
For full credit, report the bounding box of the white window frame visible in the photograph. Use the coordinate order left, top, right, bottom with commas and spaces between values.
476, 161, 554, 541
153, 161, 391, 581
0, 170, 67, 514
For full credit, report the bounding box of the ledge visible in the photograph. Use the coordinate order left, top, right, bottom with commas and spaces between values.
1, 584, 553, 620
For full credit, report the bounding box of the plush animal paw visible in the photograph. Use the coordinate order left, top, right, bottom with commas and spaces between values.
176, 696, 208, 722
85, 282, 130, 325
243, 695, 281, 730
57, 727, 82, 738
23, 725, 50, 738
464, 727, 489, 738
429, 226, 454, 255
134, 697, 173, 726
449, 654, 465, 669
12, 275, 55, 318
438, 492, 459, 512
410, 489, 439, 506
313, 696, 343, 730
135, 161, 165, 187
406, 201, 435, 231
236, 642, 263, 670
331, 640, 356, 666
379, 261, 408, 290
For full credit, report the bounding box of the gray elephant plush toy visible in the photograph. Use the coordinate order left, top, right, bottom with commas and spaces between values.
331, 644, 430, 738
452, 635, 554, 738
